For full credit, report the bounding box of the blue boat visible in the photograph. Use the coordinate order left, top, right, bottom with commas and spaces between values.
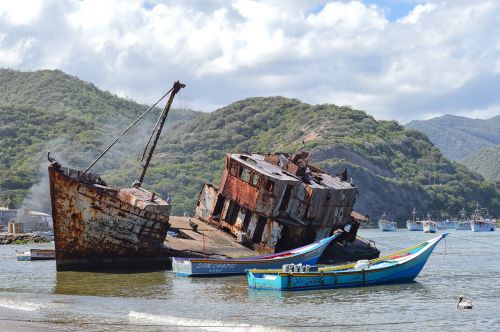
247, 233, 448, 290
172, 232, 340, 276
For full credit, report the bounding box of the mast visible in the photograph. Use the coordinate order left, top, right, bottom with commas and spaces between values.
135, 81, 185, 187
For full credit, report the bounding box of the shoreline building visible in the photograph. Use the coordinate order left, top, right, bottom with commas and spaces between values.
17, 209, 53, 232
0, 207, 18, 232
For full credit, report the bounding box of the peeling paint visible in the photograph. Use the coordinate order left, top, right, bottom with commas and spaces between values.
49, 164, 172, 270
196, 152, 359, 254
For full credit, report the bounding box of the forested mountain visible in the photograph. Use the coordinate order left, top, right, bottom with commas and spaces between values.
406, 114, 500, 161
0, 69, 200, 210
461, 146, 500, 181
406, 114, 500, 183
1, 69, 499, 222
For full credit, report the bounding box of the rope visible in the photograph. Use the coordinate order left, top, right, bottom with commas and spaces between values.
83, 86, 174, 174
448, 234, 497, 247
140, 110, 164, 162
371, 240, 448, 256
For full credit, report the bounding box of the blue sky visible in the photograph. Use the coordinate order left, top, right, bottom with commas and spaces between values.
365, 0, 422, 21
0, 0, 498, 123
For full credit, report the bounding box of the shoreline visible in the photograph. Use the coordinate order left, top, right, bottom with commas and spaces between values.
0, 233, 52, 245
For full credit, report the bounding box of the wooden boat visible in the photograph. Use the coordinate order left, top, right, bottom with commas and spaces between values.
454, 220, 471, 230
471, 219, 496, 232
247, 233, 448, 291
406, 208, 422, 231
422, 213, 437, 233
377, 213, 397, 232
406, 220, 423, 231
49, 81, 185, 271
16, 249, 55, 261
172, 232, 341, 276
454, 208, 471, 230
470, 204, 496, 232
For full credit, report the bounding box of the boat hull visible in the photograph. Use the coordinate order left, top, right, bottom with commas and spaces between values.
378, 223, 397, 232
454, 221, 470, 230
247, 234, 447, 291
471, 222, 496, 232
16, 249, 55, 261
172, 233, 339, 276
422, 222, 437, 233
437, 221, 454, 229
48, 164, 172, 271
406, 221, 423, 231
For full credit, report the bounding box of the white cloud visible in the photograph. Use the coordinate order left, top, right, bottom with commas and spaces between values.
0, 0, 498, 123
0, 0, 42, 25
398, 3, 437, 25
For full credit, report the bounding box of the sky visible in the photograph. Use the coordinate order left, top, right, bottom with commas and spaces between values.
0, 0, 499, 123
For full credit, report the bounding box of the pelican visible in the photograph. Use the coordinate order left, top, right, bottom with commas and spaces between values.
457, 295, 473, 309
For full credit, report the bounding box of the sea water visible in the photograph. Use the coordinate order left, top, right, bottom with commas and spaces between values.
0, 229, 499, 331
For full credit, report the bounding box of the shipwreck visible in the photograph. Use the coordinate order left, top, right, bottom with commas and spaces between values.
48, 80, 378, 271
49, 81, 186, 271
49, 81, 258, 271
196, 151, 379, 262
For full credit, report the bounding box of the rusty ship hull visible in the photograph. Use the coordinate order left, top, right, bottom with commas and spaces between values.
48, 163, 173, 271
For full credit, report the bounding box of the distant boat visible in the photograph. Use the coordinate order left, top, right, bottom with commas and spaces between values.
436, 219, 454, 230
470, 204, 496, 232
16, 249, 55, 261
247, 233, 448, 291
422, 213, 437, 233
378, 213, 397, 232
454, 220, 471, 230
406, 208, 422, 231
454, 208, 471, 230
172, 232, 340, 277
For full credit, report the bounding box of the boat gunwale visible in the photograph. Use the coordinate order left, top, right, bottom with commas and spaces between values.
50, 165, 171, 223
172, 232, 340, 265
249, 233, 446, 275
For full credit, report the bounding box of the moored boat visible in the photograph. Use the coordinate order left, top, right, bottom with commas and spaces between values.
247, 233, 448, 291
471, 220, 496, 232
454, 208, 471, 230
454, 220, 471, 230
470, 204, 496, 232
422, 213, 437, 233
437, 219, 454, 229
172, 232, 340, 276
406, 208, 422, 231
378, 213, 397, 232
16, 249, 55, 261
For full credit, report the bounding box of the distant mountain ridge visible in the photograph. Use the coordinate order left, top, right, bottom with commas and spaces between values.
406, 114, 500, 161
461, 146, 500, 181
1, 69, 499, 221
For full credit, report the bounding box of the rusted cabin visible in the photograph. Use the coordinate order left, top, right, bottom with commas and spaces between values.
196, 152, 358, 253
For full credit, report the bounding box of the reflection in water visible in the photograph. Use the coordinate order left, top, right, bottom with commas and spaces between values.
1, 230, 499, 331
170, 274, 250, 303
247, 281, 430, 303
55, 271, 169, 297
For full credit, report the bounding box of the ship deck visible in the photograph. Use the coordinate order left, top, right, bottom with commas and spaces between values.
165, 216, 259, 258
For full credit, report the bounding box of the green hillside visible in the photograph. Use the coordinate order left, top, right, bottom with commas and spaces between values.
0, 69, 199, 210
461, 146, 500, 181
406, 114, 500, 160
1, 69, 499, 222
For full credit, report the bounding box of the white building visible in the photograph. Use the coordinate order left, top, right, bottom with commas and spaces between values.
18, 210, 53, 232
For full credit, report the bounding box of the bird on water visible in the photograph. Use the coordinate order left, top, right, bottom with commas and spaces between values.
457, 295, 473, 309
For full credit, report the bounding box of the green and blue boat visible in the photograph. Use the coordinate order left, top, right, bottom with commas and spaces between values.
247, 233, 448, 290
